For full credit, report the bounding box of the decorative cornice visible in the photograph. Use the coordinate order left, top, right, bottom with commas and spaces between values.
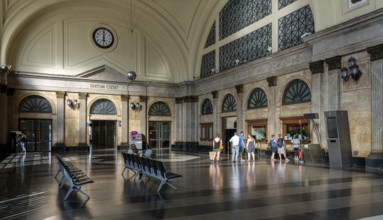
212, 91, 218, 99
309, 60, 324, 74
235, 84, 243, 93
367, 44, 383, 61
266, 76, 277, 87
325, 56, 342, 71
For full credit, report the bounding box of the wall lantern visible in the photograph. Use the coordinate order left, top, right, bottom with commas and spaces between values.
340, 57, 362, 81
130, 102, 141, 111
67, 99, 78, 109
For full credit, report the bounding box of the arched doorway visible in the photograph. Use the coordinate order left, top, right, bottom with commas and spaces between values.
18, 95, 52, 152
148, 101, 171, 150
89, 99, 117, 159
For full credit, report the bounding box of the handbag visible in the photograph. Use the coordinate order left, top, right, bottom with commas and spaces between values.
219, 143, 224, 150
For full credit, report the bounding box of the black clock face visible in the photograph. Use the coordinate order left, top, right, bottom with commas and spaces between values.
93, 28, 114, 48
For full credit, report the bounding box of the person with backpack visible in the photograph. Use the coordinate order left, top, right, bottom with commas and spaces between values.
277, 134, 289, 161
269, 134, 277, 160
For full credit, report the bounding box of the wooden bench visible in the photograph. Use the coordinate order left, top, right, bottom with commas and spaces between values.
55, 154, 94, 201
121, 152, 182, 192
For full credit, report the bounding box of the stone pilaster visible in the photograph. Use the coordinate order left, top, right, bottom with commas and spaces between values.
139, 96, 147, 146
212, 91, 220, 137
78, 93, 88, 147
325, 56, 342, 111
267, 77, 277, 139
310, 60, 324, 145
120, 95, 129, 147
0, 66, 11, 147
366, 44, 383, 172
55, 91, 65, 149
235, 84, 243, 133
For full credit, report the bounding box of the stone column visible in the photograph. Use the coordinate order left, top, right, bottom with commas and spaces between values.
55, 91, 65, 150
309, 60, 324, 145
235, 84, 244, 133
175, 97, 184, 144
121, 95, 129, 148
78, 93, 88, 147
325, 56, 342, 111
267, 76, 277, 138
366, 44, 383, 172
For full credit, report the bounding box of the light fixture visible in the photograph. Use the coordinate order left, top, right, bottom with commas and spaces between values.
127, 71, 137, 80
130, 102, 141, 111
211, 68, 215, 74
235, 59, 240, 65
267, 46, 272, 53
67, 99, 78, 109
340, 57, 362, 81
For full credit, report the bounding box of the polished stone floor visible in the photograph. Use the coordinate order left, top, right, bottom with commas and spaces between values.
1, 151, 383, 220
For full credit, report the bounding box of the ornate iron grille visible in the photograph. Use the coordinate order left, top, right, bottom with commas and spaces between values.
200, 50, 216, 78
149, 101, 171, 116
219, 0, 272, 40
19, 95, 52, 113
222, 94, 237, 112
278, 5, 314, 51
248, 88, 268, 109
282, 79, 311, 105
204, 22, 216, 48
278, 0, 297, 9
219, 23, 271, 72
90, 99, 117, 115
201, 99, 213, 115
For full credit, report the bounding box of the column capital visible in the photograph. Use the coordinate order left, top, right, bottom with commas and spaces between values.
309, 60, 324, 74
267, 76, 277, 87
235, 84, 243, 93
325, 56, 342, 71
367, 44, 383, 61
56, 91, 65, 98
212, 91, 218, 99
79, 93, 88, 99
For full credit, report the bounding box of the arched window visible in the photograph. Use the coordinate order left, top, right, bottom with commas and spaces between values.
149, 101, 171, 116
19, 95, 52, 113
201, 99, 213, 115
90, 99, 117, 115
222, 94, 236, 112
248, 88, 268, 109
282, 79, 311, 105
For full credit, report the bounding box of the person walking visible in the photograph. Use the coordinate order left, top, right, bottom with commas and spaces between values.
212, 133, 222, 162
269, 134, 277, 160
246, 134, 256, 161
238, 131, 245, 161
229, 132, 239, 163
277, 134, 289, 161
17, 133, 27, 154
292, 135, 301, 162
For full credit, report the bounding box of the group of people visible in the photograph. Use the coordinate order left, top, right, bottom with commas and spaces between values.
212, 131, 257, 163
269, 134, 301, 162
213, 131, 302, 163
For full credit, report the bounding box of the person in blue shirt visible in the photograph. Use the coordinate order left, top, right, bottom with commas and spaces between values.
238, 131, 245, 161
269, 134, 277, 160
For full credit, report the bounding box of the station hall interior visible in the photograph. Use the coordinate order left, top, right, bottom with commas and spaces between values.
1, 0, 383, 219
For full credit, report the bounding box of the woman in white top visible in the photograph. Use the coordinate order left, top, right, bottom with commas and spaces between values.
292, 135, 300, 160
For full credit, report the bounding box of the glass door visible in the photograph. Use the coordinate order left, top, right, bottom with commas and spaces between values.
19, 119, 52, 152
149, 121, 171, 149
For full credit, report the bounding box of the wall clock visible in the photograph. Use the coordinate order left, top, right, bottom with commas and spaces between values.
92, 27, 114, 49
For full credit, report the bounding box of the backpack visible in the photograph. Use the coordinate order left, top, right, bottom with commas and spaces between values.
277, 138, 283, 148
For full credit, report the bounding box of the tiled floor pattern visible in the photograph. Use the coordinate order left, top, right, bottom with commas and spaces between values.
0, 151, 382, 219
